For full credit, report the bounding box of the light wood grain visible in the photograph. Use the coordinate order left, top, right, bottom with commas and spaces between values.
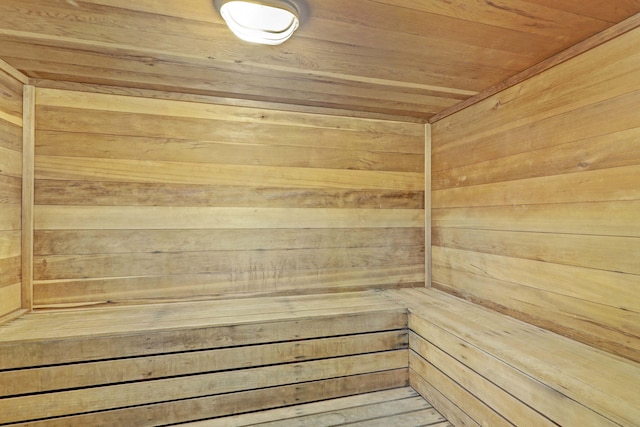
433, 164, 640, 208
0, 0, 637, 119
0, 282, 21, 315
433, 126, 640, 190
0, 230, 20, 258
13, 371, 407, 427
412, 336, 554, 426
430, 24, 640, 360
32, 264, 424, 306
410, 370, 481, 427
186, 388, 421, 427
433, 228, 640, 283
32, 88, 425, 304
35, 156, 423, 191
1, 331, 406, 396
33, 180, 424, 209
425, 124, 432, 287
0, 205, 20, 231
190, 388, 442, 427
433, 201, 640, 237
35, 206, 424, 230
390, 288, 639, 426
35, 130, 424, 172
21, 85, 34, 310
0, 145, 21, 178
0, 69, 23, 321
430, 12, 640, 122
34, 228, 425, 255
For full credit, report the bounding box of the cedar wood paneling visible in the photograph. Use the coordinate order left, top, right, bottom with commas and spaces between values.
431, 25, 640, 361
0, 69, 22, 318
32, 90, 425, 306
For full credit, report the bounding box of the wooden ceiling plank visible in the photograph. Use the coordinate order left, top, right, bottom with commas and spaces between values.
0, 1, 494, 92
375, 0, 612, 39
525, 0, 640, 23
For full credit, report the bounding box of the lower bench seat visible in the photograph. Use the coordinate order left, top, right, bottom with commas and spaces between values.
0, 291, 409, 426
386, 288, 640, 427
2, 287, 637, 426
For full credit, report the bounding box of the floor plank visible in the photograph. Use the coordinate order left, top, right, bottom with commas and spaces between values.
181, 387, 450, 427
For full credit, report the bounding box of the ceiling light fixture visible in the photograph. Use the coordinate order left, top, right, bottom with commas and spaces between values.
214, 0, 305, 45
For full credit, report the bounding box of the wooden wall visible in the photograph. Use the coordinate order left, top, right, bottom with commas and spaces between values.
431, 26, 640, 362
32, 88, 425, 307
0, 68, 23, 319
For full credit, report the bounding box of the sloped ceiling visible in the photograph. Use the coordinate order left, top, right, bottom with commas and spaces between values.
0, 0, 639, 121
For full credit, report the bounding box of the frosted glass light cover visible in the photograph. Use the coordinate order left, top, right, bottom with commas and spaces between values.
220, 1, 299, 45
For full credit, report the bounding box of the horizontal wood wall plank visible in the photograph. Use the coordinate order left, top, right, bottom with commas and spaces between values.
0, 205, 20, 231
0, 145, 22, 178
0, 175, 20, 204
0, 255, 20, 287
0, 120, 22, 152
36, 107, 425, 154
434, 89, 640, 173
433, 126, 640, 190
0, 283, 21, 315
433, 201, 640, 237
35, 156, 424, 191
34, 246, 425, 280
34, 180, 424, 209
35, 206, 424, 230
36, 131, 424, 173
32, 265, 424, 306
432, 246, 639, 358
434, 164, 640, 208
31, 79, 430, 123
433, 228, 640, 280
35, 88, 426, 135
0, 230, 20, 258
34, 228, 425, 255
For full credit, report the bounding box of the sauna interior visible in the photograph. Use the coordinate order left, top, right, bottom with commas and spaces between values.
0, 1, 639, 425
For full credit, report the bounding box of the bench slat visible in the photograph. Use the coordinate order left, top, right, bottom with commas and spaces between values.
0, 331, 407, 396
4, 371, 408, 427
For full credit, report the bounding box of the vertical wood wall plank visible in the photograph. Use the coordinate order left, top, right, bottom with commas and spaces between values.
425, 124, 432, 287
21, 85, 34, 310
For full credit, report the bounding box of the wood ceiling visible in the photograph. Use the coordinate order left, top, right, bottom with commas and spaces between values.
0, 0, 639, 121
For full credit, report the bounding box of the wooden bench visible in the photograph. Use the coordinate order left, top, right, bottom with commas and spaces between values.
0, 291, 409, 426
2, 287, 637, 426
386, 288, 640, 427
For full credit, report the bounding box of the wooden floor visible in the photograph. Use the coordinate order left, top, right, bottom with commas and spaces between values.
180, 387, 451, 427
